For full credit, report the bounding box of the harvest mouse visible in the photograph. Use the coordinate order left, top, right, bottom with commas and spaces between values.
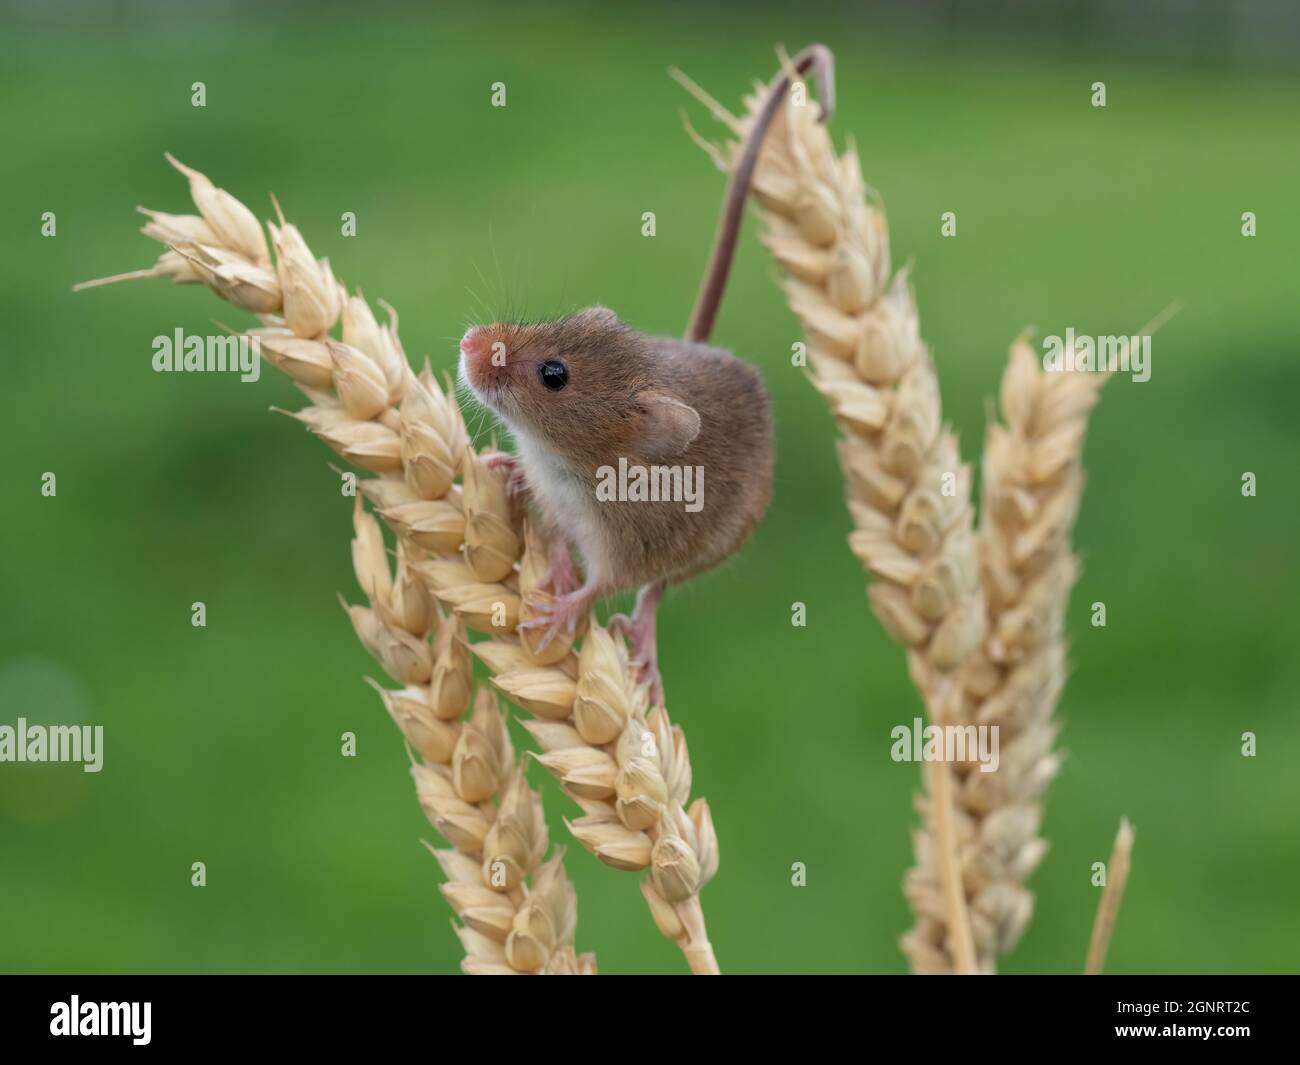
459, 46, 834, 701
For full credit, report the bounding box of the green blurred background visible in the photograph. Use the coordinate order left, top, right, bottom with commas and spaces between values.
2, 0, 1297, 974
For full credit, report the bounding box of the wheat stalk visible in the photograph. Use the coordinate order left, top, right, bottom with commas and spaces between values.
677, 59, 987, 972
79, 155, 719, 974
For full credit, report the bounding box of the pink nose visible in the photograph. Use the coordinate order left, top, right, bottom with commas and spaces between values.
460, 328, 486, 358
460, 326, 504, 389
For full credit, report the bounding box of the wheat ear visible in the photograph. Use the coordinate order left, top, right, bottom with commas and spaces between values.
679, 60, 987, 971
899, 338, 1111, 972
82, 155, 719, 974
953, 305, 1173, 971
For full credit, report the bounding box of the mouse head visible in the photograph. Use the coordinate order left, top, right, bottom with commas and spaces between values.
459, 306, 700, 465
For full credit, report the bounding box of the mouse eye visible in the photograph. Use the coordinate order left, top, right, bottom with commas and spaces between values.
538, 359, 568, 391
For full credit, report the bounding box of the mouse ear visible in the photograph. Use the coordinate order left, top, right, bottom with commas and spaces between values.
635, 390, 701, 459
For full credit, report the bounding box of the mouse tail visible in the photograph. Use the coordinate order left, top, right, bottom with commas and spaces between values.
683, 44, 835, 344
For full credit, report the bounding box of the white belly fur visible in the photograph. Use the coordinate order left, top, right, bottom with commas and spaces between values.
511, 427, 612, 591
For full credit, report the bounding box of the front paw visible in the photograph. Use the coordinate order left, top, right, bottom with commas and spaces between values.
485, 451, 530, 503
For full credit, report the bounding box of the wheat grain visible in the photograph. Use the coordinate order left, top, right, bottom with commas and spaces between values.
80, 155, 719, 974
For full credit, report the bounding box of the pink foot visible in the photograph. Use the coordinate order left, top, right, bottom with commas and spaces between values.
519, 583, 596, 652
543, 537, 580, 597
616, 581, 665, 705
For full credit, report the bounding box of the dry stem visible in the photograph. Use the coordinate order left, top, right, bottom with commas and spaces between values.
1085, 818, 1134, 975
